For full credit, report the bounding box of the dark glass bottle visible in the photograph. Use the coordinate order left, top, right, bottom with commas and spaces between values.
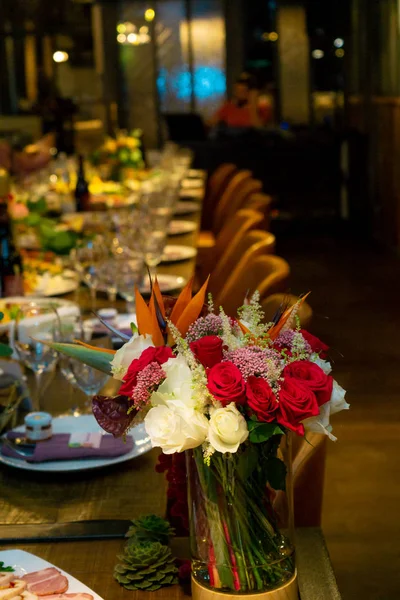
75, 155, 90, 212
0, 198, 24, 298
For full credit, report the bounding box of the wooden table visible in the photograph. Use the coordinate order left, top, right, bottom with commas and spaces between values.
0, 176, 341, 598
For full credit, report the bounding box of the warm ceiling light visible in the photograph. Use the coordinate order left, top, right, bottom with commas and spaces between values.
335, 48, 345, 58
117, 23, 126, 33
144, 8, 155, 22
139, 25, 149, 34
269, 32, 279, 42
312, 49, 324, 59
334, 38, 344, 48
117, 33, 127, 43
127, 33, 138, 44
53, 51, 69, 63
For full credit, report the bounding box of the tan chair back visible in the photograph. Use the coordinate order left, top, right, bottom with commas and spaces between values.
243, 192, 273, 230
212, 170, 254, 233
215, 254, 290, 316
292, 433, 327, 526
262, 293, 313, 329
209, 230, 276, 297
202, 163, 237, 229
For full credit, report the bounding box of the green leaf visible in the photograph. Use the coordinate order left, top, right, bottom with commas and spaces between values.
0, 312, 4, 322
248, 422, 284, 443
0, 561, 14, 572
38, 341, 114, 375
0, 343, 13, 358
237, 444, 258, 481
130, 322, 138, 335
27, 196, 47, 214
23, 213, 41, 226
266, 457, 287, 491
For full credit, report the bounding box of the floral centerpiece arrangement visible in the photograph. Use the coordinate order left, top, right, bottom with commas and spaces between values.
48, 278, 349, 598
90, 129, 145, 181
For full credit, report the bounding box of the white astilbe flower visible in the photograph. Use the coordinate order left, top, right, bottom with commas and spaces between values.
237, 290, 268, 338
219, 308, 242, 350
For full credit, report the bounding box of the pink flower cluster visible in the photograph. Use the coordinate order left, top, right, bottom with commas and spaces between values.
186, 314, 224, 343
224, 346, 283, 382
132, 362, 166, 408
274, 329, 312, 354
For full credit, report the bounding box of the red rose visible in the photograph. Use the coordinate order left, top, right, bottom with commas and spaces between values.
190, 335, 223, 369
246, 376, 278, 422
283, 360, 333, 406
277, 378, 320, 435
300, 330, 329, 358
207, 362, 246, 406
119, 346, 173, 396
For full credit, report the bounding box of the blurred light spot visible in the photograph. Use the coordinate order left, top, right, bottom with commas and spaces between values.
269, 32, 279, 41
117, 23, 126, 33
127, 33, 138, 44
53, 51, 69, 63
117, 33, 127, 43
312, 49, 324, 59
335, 48, 345, 57
145, 8, 155, 22
334, 38, 344, 48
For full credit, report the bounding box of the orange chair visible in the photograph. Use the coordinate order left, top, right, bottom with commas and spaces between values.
201, 163, 237, 230
209, 230, 276, 298
213, 172, 262, 234
215, 254, 291, 316
197, 209, 264, 282
262, 293, 313, 329
242, 192, 273, 231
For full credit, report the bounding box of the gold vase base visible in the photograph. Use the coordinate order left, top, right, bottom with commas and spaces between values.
191, 571, 298, 600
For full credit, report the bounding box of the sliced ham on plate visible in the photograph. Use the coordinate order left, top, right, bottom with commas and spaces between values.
22, 568, 68, 596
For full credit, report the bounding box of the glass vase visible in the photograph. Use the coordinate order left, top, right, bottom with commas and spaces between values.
187, 433, 297, 597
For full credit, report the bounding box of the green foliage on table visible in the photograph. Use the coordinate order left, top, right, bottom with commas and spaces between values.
20, 214, 79, 255
126, 514, 175, 545
0, 313, 12, 358
114, 541, 178, 591
0, 561, 14, 572
40, 342, 114, 375
27, 196, 47, 215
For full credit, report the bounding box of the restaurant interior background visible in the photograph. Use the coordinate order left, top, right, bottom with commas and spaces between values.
0, 0, 399, 599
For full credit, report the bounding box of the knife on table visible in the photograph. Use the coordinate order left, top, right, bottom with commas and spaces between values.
0, 520, 132, 543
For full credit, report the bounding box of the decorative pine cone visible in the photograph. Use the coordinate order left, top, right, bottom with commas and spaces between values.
126, 514, 175, 545
114, 541, 178, 591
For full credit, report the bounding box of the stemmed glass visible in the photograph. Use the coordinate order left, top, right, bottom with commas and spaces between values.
14, 303, 60, 411
61, 318, 109, 414
70, 237, 107, 308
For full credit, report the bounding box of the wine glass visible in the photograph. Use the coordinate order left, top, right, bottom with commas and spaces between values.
14, 302, 60, 411
70, 237, 107, 308
64, 321, 110, 413
115, 256, 145, 312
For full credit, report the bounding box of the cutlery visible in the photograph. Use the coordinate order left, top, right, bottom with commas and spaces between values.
0, 437, 34, 458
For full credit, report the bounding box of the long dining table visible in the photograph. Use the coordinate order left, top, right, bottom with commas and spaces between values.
0, 172, 341, 599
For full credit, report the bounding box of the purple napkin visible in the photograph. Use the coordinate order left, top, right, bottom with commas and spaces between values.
3, 432, 134, 463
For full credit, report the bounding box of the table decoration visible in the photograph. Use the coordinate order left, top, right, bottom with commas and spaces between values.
42, 278, 349, 599
90, 130, 145, 182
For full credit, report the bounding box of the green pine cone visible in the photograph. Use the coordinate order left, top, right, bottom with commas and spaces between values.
114, 541, 178, 591
126, 514, 175, 545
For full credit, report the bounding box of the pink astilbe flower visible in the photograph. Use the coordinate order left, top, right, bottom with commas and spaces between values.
224, 346, 283, 384
131, 362, 166, 408
186, 314, 239, 343
274, 329, 312, 355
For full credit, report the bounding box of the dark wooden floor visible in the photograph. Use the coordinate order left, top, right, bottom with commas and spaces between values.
281, 230, 400, 600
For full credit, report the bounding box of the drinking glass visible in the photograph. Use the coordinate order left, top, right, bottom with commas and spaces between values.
14, 303, 60, 411
70, 237, 107, 308
115, 257, 145, 312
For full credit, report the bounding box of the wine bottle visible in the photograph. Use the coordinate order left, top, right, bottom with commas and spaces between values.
75, 155, 90, 212
0, 170, 24, 297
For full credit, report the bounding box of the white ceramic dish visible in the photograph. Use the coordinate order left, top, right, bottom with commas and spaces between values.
168, 220, 197, 236
0, 549, 104, 599
0, 297, 80, 335
161, 245, 197, 263
0, 415, 152, 473
26, 271, 78, 297
174, 201, 201, 216
139, 274, 186, 294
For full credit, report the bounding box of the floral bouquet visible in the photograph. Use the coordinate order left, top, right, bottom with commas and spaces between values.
48, 278, 349, 596
90, 129, 145, 181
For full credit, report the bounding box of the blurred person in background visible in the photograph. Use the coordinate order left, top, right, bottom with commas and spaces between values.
209, 73, 273, 129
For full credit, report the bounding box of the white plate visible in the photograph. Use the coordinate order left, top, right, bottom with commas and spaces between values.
0, 415, 152, 473
161, 245, 197, 263
0, 549, 103, 599
174, 201, 201, 216
26, 271, 78, 297
181, 178, 203, 190
168, 220, 197, 236
139, 274, 186, 294
179, 188, 203, 200
0, 297, 80, 334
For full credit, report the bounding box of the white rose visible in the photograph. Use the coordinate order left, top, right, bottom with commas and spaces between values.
111, 334, 154, 380
144, 404, 208, 454
311, 355, 332, 375
330, 380, 350, 415
151, 354, 196, 409
208, 403, 248, 454
302, 380, 349, 441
